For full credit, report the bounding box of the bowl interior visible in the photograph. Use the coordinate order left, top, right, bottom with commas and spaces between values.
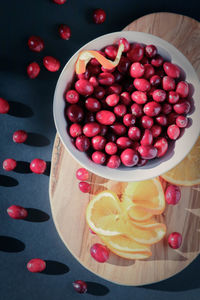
53, 31, 200, 182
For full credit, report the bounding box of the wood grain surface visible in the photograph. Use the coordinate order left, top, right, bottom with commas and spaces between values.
49, 13, 200, 285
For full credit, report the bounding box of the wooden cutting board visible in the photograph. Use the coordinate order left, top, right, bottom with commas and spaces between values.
49, 13, 200, 285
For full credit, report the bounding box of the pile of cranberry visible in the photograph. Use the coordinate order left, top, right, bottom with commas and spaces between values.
65, 38, 191, 169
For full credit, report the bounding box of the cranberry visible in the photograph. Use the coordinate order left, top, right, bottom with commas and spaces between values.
128, 126, 141, 141
156, 114, 168, 126
167, 124, 180, 140
162, 103, 172, 115
27, 259, 46, 273
152, 89, 166, 102
137, 158, 148, 167
150, 75, 161, 86
167, 112, 178, 125
133, 78, 150, 92
133, 141, 140, 151
154, 137, 168, 157
66, 105, 84, 122
83, 123, 100, 137
163, 62, 180, 78
30, 159, 46, 174
141, 129, 153, 146
28, 36, 44, 52
79, 182, 91, 193
176, 81, 189, 98
13, 130, 28, 143
75, 136, 90, 151
114, 104, 127, 117
107, 155, 121, 168
105, 142, 117, 155
92, 151, 106, 164
111, 123, 126, 135
151, 55, 163, 67
77, 71, 90, 80
151, 125, 162, 138
120, 148, 139, 167
173, 99, 191, 114
43, 56, 60, 72
123, 114, 136, 127
0, 98, 10, 114
53, 0, 66, 4
143, 101, 161, 117
76, 168, 89, 181
89, 76, 99, 88
141, 115, 154, 129
104, 45, 117, 59
107, 84, 122, 95
140, 56, 150, 64
92, 136, 106, 150
85, 97, 101, 112
88, 65, 101, 76
162, 76, 175, 91
120, 92, 132, 106
168, 91, 179, 104
96, 110, 116, 125
168, 232, 182, 249
127, 43, 144, 62
118, 38, 130, 52
72, 280, 87, 294
116, 137, 133, 149
85, 112, 95, 123
69, 123, 82, 137
58, 24, 71, 40
148, 86, 157, 98
3, 158, 17, 171
27, 62, 40, 79
130, 62, 145, 78
144, 64, 155, 79
131, 103, 143, 117
99, 125, 108, 136
93, 8, 106, 24
94, 86, 106, 99
176, 115, 188, 128
113, 71, 123, 83
106, 93, 119, 106
90, 243, 109, 262
75, 79, 94, 96
101, 66, 115, 73
131, 91, 147, 104
7, 205, 28, 219
65, 90, 79, 104
165, 184, 181, 205
145, 44, 157, 58
98, 72, 115, 86
117, 56, 131, 74
138, 145, 158, 159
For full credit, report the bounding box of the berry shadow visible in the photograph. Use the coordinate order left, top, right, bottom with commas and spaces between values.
0, 175, 18, 187
86, 281, 110, 296
24, 132, 50, 147
14, 161, 31, 174
41, 260, 69, 275
0, 236, 25, 252
44, 161, 51, 176
8, 101, 34, 118
24, 208, 50, 223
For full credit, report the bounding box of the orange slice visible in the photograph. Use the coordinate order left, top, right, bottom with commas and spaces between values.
161, 136, 200, 186
108, 246, 152, 260
75, 43, 124, 74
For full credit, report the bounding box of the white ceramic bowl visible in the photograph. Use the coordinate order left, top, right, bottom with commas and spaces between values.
53, 31, 200, 182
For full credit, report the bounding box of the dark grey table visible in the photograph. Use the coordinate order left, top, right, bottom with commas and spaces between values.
0, 1, 200, 299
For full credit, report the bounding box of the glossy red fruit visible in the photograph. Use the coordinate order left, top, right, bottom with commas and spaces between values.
96, 110, 116, 125
13, 130, 28, 143
150, 75, 161, 86
92, 136, 106, 150
75, 136, 90, 151
88, 65, 101, 75
162, 76, 175, 91
107, 155, 121, 169
116, 137, 133, 149
90, 243, 109, 262
167, 124, 180, 140
148, 86, 157, 98
94, 86, 106, 99
58, 24, 71, 40
127, 43, 144, 62
138, 145, 158, 159
131, 91, 147, 104
168, 91, 179, 104
66, 105, 84, 122
141, 115, 154, 129
92, 151, 106, 164
77, 71, 90, 80
145, 44, 157, 58
151, 55, 163, 67
143, 101, 161, 117
163, 62, 180, 78
69, 124, 82, 138
143, 64, 155, 79
72, 280, 87, 294
85, 97, 101, 112
3, 158, 17, 171
7, 205, 28, 219
107, 84, 122, 95
130, 62, 145, 78
120, 148, 139, 167
154, 137, 168, 157
98, 72, 115, 86
176, 115, 188, 128
117, 56, 131, 74
53, 0, 67, 4
156, 114, 168, 126
27, 62, 40, 79
133, 78, 150, 92
30, 159, 46, 174
28, 36, 44, 52
43, 56, 60, 72
79, 182, 91, 193
173, 100, 191, 114
93, 8, 106, 24
176, 81, 189, 98
140, 56, 149, 65
104, 45, 117, 59
131, 103, 143, 117
83, 123, 100, 137
120, 92, 131, 106
152, 89, 166, 102
141, 129, 153, 146
89, 76, 99, 88
111, 123, 126, 136
76, 168, 89, 181
162, 103, 172, 115
105, 142, 117, 155
27, 259, 46, 273
165, 184, 181, 205
75, 79, 94, 96
123, 114, 136, 127
106, 93, 119, 107
168, 232, 182, 249
137, 158, 148, 167
65, 90, 79, 104
114, 104, 127, 117
128, 126, 141, 141
118, 38, 130, 52
151, 125, 162, 138
0, 98, 10, 114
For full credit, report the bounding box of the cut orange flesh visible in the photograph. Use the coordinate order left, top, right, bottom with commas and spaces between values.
108, 246, 152, 260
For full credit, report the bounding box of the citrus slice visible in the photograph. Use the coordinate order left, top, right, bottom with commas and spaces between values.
108, 246, 152, 260
161, 136, 200, 186
75, 43, 124, 74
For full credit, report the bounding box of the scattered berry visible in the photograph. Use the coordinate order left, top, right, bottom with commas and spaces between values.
28, 36, 44, 52
72, 280, 87, 294
90, 243, 109, 262
76, 168, 89, 181
7, 205, 28, 219
3, 158, 17, 171
168, 232, 182, 249
43, 56, 60, 72
13, 130, 28, 143
58, 24, 71, 40
0, 98, 10, 114
79, 182, 91, 193
30, 159, 47, 174
93, 8, 106, 24
165, 185, 181, 205
27, 258, 46, 273
27, 62, 40, 79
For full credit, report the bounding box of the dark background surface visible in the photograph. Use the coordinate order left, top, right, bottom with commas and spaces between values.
0, 1, 200, 299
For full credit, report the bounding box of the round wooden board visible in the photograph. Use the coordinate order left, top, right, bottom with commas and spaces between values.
49, 13, 200, 285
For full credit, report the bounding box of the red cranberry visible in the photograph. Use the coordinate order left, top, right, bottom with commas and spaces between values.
148, 86, 157, 98
92, 151, 106, 164
131, 103, 143, 117
141, 115, 154, 129
114, 104, 127, 117
150, 75, 161, 86
167, 124, 180, 140
176, 115, 188, 128
77, 71, 90, 80
162, 103, 172, 115
176, 81, 189, 98
117, 56, 131, 74
69, 123, 82, 137
66, 105, 84, 122
173, 100, 191, 114
90, 243, 109, 262
131, 91, 147, 104
137, 158, 148, 167
30, 159, 46, 174
133, 78, 150, 92
79, 182, 91, 193
156, 114, 168, 126
140, 56, 150, 64
143, 101, 161, 117
145, 45, 157, 58
76, 168, 89, 181
120, 148, 139, 167
3, 158, 17, 171
28, 36, 44, 52
107, 155, 121, 168
165, 184, 181, 205
138, 145, 158, 159
128, 126, 141, 141
83, 123, 100, 137
93, 8, 106, 24
98, 72, 115, 86
75, 79, 94, 96
120, 92, 132, 106
65, 90, 79, 104
13, 130, 28, 143
141, 129, 153, 146
7, 205, 28, 219
123, 114, 136, 127
107, 84, 122, 95
105, 142, 117, 155
27, 62, 40, 79
168, 91, 179, 104
152, 89, 166, 102
99, 125, 108, 136
43, 56, 60, 72
151, 125, 162, 138
167, 112, 178, 125
92, 136, 106, 150
106, 93, 119, 106
151, 55, 163, 67
163, 62, 180, 78
89, 76, 99, 88
27, 259, 46, 273
116, 137, 133, 149
111, 123, 126, 136
94, 86, 106, 99
53, 0, 66, 4
130, 62, 145, 78
58, 24, 71, 40
72, 280, 87, 294
162, 76, 175, 91
132, 141, 140, 151
75, 136, 90, 151
154, 137, 168, 157
101, 66, 115, 73
85, 97, 101, 112
96, 110, 116, 125
168, 232, 182, 249
118, 38, 130, 52
104, 45, 117, 59
88, 65, 101, 76
127, 43, 144, 62
0, 98, 10, 114
144, 64, 155, 79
